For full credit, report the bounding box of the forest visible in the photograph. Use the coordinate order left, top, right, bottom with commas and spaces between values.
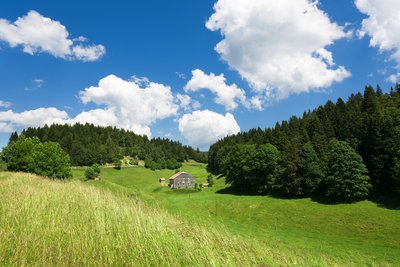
208, 85, 400, 199
9, 123, 207, 167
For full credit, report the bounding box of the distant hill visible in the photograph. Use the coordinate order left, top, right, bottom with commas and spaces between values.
11, 123, 207, 166
209, 84, 400, 196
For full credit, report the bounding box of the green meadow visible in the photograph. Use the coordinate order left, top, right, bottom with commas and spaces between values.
1, 162, 399, 266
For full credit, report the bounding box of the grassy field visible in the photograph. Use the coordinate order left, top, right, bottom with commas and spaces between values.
1, 163, 399, 266
0, 172, 273, 266
71, 162, 400, 266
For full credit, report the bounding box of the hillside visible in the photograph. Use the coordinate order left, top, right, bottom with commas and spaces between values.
0, 172, 271, 266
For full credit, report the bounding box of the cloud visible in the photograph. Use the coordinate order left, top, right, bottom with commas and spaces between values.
192, 100, 201, 110
25, 79, 45, 91
0, 10, 105, 61
176, 94, 192, 111
0, 100, 12, 108
175, 72, 187, 80
184, 69, 251, 110
75, 74, 179, 137
0, 75, 179, 137
387, 74, 400, 83
0, 122, 13, 132
176, 93, 202, 112
71, 44, 105, 62
0, 108, 69, 132
206, 0, 351, 100
178, 109, 240, 149
33, 79, 44, 85
356, 0, 400, 80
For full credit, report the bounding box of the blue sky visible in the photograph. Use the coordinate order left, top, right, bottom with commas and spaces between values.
0, 0, 399, 150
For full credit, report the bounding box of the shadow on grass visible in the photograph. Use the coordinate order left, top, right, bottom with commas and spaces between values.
215, 174, 225, 180
216, 185, 382, 205
309, 195, 358, 205
369, 194, 400, 210
171, 188, 200, 194
152, 187, 163, 193
216, 187, 265, 196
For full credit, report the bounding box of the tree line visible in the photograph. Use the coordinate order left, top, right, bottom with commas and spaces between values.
10, 123, 207, 167
208, 85, 400, 199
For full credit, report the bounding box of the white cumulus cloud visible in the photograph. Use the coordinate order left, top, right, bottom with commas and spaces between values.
0, 75, 179, 137
178, 109, 240, 149
356, 0, 400, 80
0, 10, 105, 61
0, 108, 69, 132
75, 74, 179, 137
206, 0, 351, 100
184, 69, 251, 110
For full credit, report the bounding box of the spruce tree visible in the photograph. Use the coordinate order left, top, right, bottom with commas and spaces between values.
8, 131, 18, 144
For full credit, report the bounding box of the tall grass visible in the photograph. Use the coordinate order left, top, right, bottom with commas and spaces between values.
2, 171, 397, 266
0, 172, 275, 266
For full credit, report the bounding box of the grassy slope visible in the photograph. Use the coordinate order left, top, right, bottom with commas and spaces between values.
0, 172, 276, 266
71, 162, 400, 266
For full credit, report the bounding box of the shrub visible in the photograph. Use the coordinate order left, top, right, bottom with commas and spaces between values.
85, 164, 101, 180
207, 174, 215, 187
113, 158, 122, 170
129, 158, 139, 166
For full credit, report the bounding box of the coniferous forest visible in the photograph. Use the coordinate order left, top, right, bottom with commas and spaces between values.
208, 85, 400, 199
10, 124, 207, 167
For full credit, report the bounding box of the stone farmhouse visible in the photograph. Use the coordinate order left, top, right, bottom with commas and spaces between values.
169, 172, 195, 188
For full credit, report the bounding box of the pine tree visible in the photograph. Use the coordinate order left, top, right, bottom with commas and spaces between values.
8, 131, 18, 144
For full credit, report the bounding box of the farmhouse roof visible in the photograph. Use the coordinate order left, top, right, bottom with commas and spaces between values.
169, 172, 187, 180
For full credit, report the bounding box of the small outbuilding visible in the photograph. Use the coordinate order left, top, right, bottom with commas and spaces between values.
159, 178, 166, 183
169, 172, 195, 188
202, 183, 209, 188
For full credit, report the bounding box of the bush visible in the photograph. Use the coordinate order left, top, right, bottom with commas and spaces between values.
207, 174, 214, 187
2, 137, 72, 179
113, 158, 122, 170
129, 158, 139, 166
85, 164, 101, 180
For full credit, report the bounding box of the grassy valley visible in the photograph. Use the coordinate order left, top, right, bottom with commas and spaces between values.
1, 163, 399, 265
65, 162, 400, 266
